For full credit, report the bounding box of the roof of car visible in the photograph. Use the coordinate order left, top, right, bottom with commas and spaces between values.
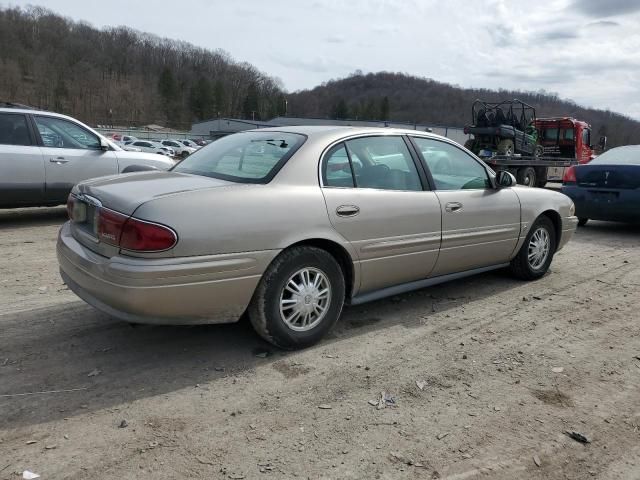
0, 106, 66, 117
246, 125, 450, 145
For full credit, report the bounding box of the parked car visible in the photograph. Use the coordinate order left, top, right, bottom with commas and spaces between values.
180, 139, 201, 149
562, 145, 640, 225
160, 139, 196, 157
127, 140, 174, 157
58, 126, 578, 348
0, 107, 174, 208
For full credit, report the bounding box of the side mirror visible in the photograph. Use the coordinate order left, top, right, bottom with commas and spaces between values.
598, 135, 607, 151
99, 137, 110, 151
495, 170, 516, 188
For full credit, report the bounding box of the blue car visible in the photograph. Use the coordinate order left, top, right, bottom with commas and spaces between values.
562, 145, 640, 226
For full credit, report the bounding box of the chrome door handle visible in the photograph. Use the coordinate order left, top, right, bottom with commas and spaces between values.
445, 202, 463, 213
336, 205, 360, 217
49, 157, 68, 164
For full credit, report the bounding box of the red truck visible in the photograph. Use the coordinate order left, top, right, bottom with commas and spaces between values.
464, 99, 605, 187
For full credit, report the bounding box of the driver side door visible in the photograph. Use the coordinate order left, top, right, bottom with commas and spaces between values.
35, 115, 118, 204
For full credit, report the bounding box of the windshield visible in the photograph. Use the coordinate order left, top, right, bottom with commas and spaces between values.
173, 131, 306, 183
592, 146, 640, 165
542, 128, 574, 141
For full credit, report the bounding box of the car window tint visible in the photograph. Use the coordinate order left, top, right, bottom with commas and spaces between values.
344, 136, 422, 191
412, 137, 490, 190
35, 116, 100, 150
324, 143, 354, 188
0, 113, 32, 146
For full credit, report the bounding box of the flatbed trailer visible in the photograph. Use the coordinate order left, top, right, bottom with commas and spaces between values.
482, 155, 579, 187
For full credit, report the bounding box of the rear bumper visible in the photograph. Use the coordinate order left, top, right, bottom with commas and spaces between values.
562, 186, 640, 223
57, 222, 278, 325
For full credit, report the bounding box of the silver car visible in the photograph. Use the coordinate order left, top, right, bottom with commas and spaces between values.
57, 127, 578, 348
0, 107, 174, 208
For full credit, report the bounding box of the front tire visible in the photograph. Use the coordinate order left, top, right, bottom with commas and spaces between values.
516, 167, 537, 187
510, 216, 556, 280
578, 217, 589, 227
248, 246, 345, 349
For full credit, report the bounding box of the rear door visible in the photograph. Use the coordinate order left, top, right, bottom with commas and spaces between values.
321, 135, 442, 294
410, 136, 521, 276
34, 115, 118, 204
0, 112, 45, 207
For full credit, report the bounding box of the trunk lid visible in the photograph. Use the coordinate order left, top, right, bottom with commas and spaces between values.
70, 171, 234, 257
76, 171, 232, 215
575, 164, 640, 190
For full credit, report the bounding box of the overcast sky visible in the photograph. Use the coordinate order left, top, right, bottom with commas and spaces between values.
8, 0, 640, 119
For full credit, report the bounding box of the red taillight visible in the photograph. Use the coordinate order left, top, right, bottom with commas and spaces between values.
120, 217, 177, 252
563, 166, 577, 184
97, 208, 128, 246
66, 195, 75, 220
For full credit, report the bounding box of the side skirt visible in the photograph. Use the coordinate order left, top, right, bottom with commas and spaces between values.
349, 263, 510, 306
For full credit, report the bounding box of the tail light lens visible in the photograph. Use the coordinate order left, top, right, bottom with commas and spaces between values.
98, 209, 128, 246
120, 218, 177, 252
96, 207, 176, 252
563, 166, 577, 184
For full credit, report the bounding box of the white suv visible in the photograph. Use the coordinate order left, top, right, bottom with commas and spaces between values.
160, 139, 196, 158
0, 106, 174, 208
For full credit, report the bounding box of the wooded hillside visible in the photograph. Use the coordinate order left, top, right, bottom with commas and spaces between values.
0, 6, 286, 128
288, 72, 640, 147
2, 6, 639, 148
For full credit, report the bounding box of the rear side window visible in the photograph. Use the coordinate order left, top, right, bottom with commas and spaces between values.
412, 137, 490, 190
324, 144, 355, 188
346, 136, 422, 191
322, 136, 423, 191
0, 113, 32, 146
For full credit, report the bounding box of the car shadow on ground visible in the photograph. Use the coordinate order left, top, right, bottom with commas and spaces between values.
573, 220, 640, 245
0, 206, 67, 230
1, 268, 525, 431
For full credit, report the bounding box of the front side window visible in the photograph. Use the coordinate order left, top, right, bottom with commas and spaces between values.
412, 137, 490, 190
173, 131, 306, 183
0, 113, 32, 146
35, 116, 100, 150
582, 128, 590, 146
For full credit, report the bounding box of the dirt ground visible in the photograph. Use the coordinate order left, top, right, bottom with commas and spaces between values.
0, 206, 639, 480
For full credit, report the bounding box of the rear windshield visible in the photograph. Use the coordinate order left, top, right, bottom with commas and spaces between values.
592, 146, 640, 165
173, 131, 306, 183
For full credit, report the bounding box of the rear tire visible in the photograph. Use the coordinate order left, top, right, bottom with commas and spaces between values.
516, 167, 537, 187
510, 216, 556, 280
578, 217, 589, 227
497, 139, 514, 156
535, 167, 548, 188
248, 246, 345, 349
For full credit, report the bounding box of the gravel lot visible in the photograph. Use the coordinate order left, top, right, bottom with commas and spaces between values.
1, 206, 639, 479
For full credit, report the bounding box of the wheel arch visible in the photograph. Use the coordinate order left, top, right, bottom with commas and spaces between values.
284, 238, 357, 300
539, 209, 561, 251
